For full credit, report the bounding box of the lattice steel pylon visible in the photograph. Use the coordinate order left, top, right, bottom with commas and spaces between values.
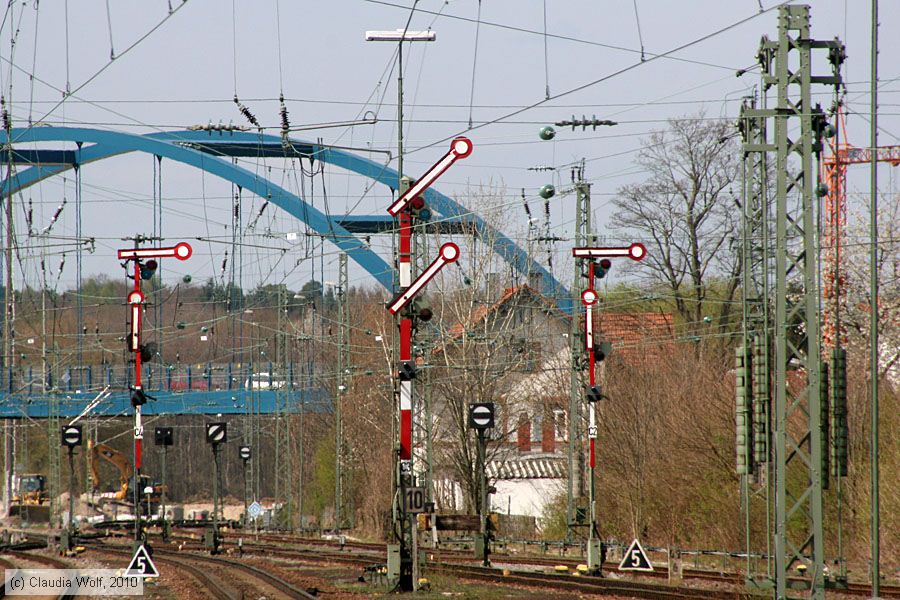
335, 253, 349, 530
742, 6, 844, 598
738, 93, 773, 581
274, 284, 294, 531
566, 167, 590, 541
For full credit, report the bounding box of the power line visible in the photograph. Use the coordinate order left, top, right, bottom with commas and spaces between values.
405, 2, 785, 156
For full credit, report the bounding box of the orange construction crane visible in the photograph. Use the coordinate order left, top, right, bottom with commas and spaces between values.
821, 107, 900, 351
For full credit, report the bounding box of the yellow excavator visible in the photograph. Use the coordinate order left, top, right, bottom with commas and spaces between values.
88, 441, 164, 507
12, 474, 49, 505
9, 474, 51, 520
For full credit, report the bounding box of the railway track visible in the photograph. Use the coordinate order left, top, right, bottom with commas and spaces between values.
0, 550, 77, 600
432, 562, 751, 600
203, 531, 900, 599
74, 528, 900, 599
86, 542, 317, 600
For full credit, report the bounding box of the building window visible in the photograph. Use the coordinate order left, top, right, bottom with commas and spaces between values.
553, 409, 566, 441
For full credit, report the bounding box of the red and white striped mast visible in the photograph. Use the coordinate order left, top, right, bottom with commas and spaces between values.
386, 137, 471, 590
117, 240, 192, 547
571, 241, 646, 573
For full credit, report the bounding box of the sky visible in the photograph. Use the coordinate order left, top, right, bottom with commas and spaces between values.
0, 0, 897, 295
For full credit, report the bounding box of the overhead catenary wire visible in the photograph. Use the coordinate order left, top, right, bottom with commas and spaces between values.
406, 2, 784, 156
542, 0, 550, 99
14, 0, 190, 136
632, 0, 646, 62
104, 0, 115, 59
467, 0, 483, 129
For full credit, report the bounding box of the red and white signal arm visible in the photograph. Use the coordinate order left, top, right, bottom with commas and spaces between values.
582, 289, 597, 350
572, 242, 646, 261
128, 290, 145, 352
387, 137, 473, 216
388, 243, 460, 314
118, 242, 193, 261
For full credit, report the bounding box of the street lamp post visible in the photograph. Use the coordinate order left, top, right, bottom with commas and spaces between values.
365, 28, 436, 185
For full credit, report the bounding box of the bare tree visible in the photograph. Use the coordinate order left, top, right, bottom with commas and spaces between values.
611, 114, 741, 333
427, 186, 537, 513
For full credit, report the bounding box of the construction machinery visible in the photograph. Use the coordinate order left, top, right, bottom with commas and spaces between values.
88, 440, 164, 511
9, 474, 51, 520
12, 474, 49, 505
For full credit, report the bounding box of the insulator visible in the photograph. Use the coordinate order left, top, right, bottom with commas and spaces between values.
1, 95, 9, 132
830, 347, 848, 477
26, 198, 33, 236
521, 190, 532, 220
220, 251, 228, 278
819, 361, 830, 490
735, 345, 753, 476
280, 94, 290, 134
233, 95, 260, 128
41, 199, 67, 235
752, 335, 770, 466
247, 201, 269, 230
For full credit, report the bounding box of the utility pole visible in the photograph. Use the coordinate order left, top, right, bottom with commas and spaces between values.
868, 0, 880, 595
468, 403, 495, 568
737, 94, 775, 582
2, 93, 15, 518
240, 445, 251, 528
567, 166, 591, 541
117, 239, 192, 552
741, 7, 844, 597
571, 243, 646, 574
43, 242, 62, 530
205, 422, 226, 553
335, 253, 349, 531
59, 425, 83, 553
275, 285, 293, 531
155, 427, 173, 540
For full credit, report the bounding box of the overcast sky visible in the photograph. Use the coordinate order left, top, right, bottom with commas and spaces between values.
1, 1, 896, 294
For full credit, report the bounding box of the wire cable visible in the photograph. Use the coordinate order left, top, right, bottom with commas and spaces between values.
542, 0, 550, 99
104, 0, 116, 59
15, 0, 191, 137
406, 2, 782, 156
467, 0, 482, 130
632, 0, 646, 62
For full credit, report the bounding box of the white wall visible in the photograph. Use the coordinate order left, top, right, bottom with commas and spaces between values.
491, 477, 564, 523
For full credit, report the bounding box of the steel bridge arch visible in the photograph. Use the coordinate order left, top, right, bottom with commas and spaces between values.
1, 127, 570, 310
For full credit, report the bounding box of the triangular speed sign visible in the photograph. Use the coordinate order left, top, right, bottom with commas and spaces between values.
618, 538, 653, 572
125, 544, 160, 578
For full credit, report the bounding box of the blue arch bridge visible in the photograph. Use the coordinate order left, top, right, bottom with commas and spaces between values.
0, 126, 570, 417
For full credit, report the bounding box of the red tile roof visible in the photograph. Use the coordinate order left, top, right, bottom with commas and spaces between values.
435, 284, 673, 364
438, 285, 566, 351
594, 311, 675, 365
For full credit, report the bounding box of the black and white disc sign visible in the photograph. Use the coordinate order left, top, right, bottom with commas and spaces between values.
239, 445, 251, 460
206, 422, 227, 445
61, 425, 82, 447
468, 403, 495, 429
